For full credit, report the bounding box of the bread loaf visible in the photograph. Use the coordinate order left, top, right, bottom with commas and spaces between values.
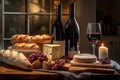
11, 34, 52, 43
12, 43, 42, 51
0, 49, 32, 69
11, 34, 28, 43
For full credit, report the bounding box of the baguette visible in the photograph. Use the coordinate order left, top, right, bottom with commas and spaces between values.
11, 34, 52, 43
11, 34, 28, 43
0, 49, 32, 69
12, 43, 42, 51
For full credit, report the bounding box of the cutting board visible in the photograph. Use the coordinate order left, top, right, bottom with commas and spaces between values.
0, 60, 115, 74
70, 60, 114, 69
68, 60, 115, 74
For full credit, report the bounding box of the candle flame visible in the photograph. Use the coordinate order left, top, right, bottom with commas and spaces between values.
101, 43, 104, 46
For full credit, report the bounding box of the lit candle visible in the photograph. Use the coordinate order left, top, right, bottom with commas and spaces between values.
99, 43, 108, 59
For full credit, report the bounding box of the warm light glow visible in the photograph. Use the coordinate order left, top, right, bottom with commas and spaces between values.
29, 3, 40, 13
54, 0, 60, 10
29, 0, 47, 13
101, 43, 104, 46
32, 0, 38, 3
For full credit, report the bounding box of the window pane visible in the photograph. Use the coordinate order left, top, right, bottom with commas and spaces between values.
5, 15, 26, 38
0, 0, 1, 32
52, 0, 74, 14
0, 36, 2, 49
0, 0, 2, 49
4, 0, 25, 12
29, 15, 50, 35
4, 40, 12, 49
52, 15, 69, 26
29, 0, 50, 13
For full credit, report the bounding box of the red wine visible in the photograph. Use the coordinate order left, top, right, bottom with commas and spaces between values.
64, 2, 80, 57
87, 32, 101, 43
51, 3, 64, 41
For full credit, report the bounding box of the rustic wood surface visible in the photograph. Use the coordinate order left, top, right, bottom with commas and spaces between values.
0, 62, 119, 80
0, 62, 119, 75
69, 60, 115, 74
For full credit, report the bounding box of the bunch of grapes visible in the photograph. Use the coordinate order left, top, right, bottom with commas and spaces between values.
27, 51, 48, 63
99, 58, 110, 64
50, 59, 65, 70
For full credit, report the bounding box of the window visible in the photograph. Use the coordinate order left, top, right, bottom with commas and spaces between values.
0, 0, 75, 49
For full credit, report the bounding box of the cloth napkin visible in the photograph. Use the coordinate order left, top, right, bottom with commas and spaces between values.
111, 60, 120, 73
32, 69, 91, 80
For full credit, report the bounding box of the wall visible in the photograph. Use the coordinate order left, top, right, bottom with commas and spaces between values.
97, 0, 120, 63
102, 36, 120, 63
77, 0, 120, 63
78, 0, 96, 53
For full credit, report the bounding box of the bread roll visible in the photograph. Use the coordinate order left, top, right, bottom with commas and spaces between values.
32, 60, 42, 69
0, 49, 32, 69
11, 34, 52, 43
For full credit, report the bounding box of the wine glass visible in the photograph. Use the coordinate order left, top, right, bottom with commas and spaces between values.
86, 23, 102, 56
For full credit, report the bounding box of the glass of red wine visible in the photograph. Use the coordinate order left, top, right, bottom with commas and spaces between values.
86, 23, 102, 56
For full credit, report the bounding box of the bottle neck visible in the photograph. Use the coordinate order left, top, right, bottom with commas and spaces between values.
69, 2, 75, 20
56, 3, 62, 20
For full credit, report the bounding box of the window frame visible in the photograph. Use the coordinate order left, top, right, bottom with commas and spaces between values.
1, 0, 71, 48
1, 0, 53, 48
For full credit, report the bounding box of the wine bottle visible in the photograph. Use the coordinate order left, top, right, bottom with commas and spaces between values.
52, 3, 64, 41
51, 3, 65, 56
64, 2, 80, 58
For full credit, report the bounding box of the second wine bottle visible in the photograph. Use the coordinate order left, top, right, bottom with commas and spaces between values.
64, 2, 80, 58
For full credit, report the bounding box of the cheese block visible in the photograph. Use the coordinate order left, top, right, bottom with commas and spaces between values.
43, 44, 62, 60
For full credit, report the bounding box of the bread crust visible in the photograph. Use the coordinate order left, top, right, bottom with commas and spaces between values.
12, 43, 42, 51
0, 49, 32, 69
11, 34, 52, 43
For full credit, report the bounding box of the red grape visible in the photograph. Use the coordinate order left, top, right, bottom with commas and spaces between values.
99, 58, 110, 64
51, 64, 59, 70
50, 59, 65, 70
27, 52, 48, 63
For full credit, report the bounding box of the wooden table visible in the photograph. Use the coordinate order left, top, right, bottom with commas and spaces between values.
0, 63, 120, 80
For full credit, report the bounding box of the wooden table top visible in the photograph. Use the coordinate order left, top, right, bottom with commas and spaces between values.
0, 63, 120, 80
0, 62, 119, 76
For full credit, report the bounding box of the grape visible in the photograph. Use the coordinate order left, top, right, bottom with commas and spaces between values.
99, 58, 110, 64
51, 64, 59, 70
27, 51, 48, 63
38, 54, 48, 62
54, 60, 60, 64
36, 53, 41, 57
50, 59, 65, 70
59, 61, 65, 66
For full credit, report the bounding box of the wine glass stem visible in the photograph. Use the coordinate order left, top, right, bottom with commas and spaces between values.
92, 43, 96, 55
